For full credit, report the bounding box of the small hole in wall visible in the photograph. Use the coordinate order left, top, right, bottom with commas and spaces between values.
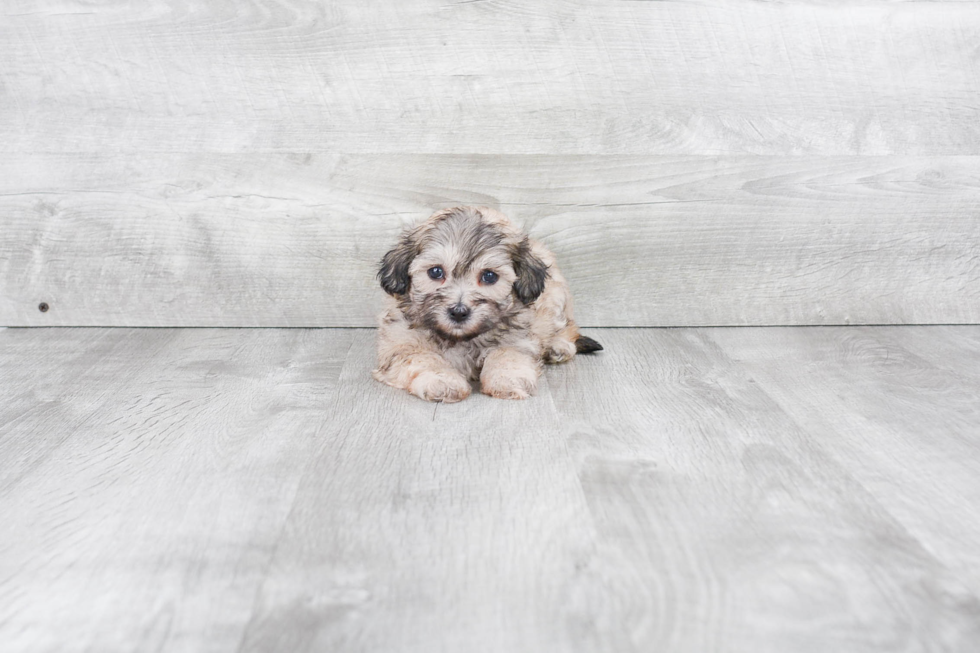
38, 302, 49, 313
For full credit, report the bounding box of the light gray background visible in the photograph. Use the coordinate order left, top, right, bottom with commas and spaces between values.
3, 0, 978, 326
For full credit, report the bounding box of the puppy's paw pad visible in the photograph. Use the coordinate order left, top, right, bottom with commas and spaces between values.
411, 370, 471, 403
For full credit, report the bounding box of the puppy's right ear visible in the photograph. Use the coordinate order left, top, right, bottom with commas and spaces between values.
378, 235, 416, 296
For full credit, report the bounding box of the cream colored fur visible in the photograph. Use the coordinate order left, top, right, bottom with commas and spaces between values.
373, 207, 591, 402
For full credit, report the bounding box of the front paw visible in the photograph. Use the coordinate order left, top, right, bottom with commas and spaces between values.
410, 369, 471, 403
481, 367, 538, 400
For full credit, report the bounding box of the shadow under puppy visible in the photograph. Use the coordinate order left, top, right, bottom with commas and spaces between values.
374, 206, 602, 402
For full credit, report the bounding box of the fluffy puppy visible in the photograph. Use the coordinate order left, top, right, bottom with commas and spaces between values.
373, 206, 602, 402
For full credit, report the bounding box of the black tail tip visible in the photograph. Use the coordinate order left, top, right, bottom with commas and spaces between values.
575, 335, 603, 354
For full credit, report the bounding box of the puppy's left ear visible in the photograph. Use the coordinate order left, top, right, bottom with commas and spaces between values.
511, 237, 550, 304
378, 234, 417, 296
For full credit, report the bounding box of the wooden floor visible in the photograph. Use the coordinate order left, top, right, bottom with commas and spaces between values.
1, 326, 979, 652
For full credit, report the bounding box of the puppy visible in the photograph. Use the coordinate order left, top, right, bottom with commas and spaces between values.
373, 206, 602, 402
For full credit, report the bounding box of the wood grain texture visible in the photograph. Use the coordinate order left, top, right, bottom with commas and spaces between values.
1, 1, 978, 155
2, 326, 980, 651
3, 153, 979, 327
709, 326, 980, 597
238, 333, 595, 653
3, 0, 979, 327
547, 327, 980, 652
0, 328, 352, 653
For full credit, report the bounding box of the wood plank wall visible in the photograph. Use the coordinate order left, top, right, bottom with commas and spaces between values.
2, 1, 978, 326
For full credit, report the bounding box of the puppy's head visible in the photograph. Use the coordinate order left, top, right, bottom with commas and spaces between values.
378, 207, 549, 341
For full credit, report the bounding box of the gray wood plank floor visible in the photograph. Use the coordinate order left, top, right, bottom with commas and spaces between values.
1, 327, 979, 652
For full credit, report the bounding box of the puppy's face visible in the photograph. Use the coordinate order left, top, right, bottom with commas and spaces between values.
409, 238, 517, 341
378, 207, 549, 342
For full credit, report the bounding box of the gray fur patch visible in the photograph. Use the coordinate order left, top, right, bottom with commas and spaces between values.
424, 208, 506, 278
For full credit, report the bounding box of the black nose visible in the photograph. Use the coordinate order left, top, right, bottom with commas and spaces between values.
448, 303, 471, 323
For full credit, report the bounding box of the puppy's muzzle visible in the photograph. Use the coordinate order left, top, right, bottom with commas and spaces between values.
448, 303, 471, 323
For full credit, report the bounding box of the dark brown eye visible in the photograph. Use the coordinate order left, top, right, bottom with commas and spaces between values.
428, 266, 444, 280
480, 270, 498, 285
